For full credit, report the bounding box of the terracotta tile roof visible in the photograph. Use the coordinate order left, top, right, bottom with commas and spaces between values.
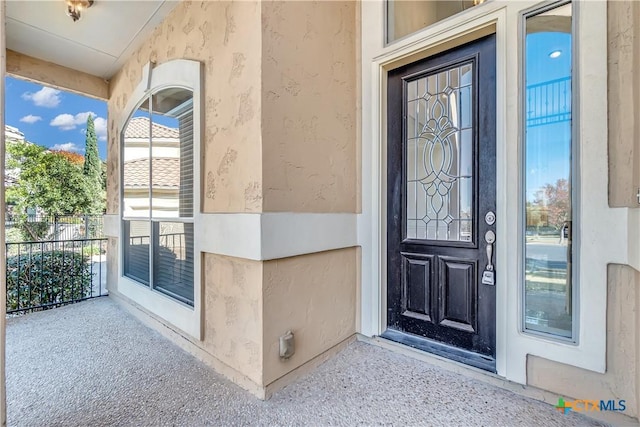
123, 157, 180, 189
124, 117, 179, 139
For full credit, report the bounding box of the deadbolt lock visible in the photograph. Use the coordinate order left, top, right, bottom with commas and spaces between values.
485, 211, 496, 226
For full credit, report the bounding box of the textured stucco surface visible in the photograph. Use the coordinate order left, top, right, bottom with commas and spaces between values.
203, 253, 263, 385
107, 0, 359, 215
201, 248, 358, 389
106, 0, 265, 386
105, 0, 360, 395
7, 299, 608, 427
261, 1, 357, 213
262, 248, 357, 385
107, 0, 263, 215
527, 264, 640, 419
608, 0, 640, 207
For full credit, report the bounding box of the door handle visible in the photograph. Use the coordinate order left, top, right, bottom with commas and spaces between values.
485, 230, 495, 271
481, 230, 496, 286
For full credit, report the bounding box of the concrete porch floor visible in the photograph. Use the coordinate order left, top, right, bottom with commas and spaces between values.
6, 298, 611, 426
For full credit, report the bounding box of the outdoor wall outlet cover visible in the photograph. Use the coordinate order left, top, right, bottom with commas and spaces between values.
279, 330, 295, 360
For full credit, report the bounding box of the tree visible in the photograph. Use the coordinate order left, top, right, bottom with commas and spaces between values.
541, 178, 570, 230
53, 149, 85, 165
8, 143, 92, 216
6, 140, 95, 216
82, 115, 105, 213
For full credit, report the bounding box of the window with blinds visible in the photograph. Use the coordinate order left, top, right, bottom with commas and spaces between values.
122, 87, 195, 306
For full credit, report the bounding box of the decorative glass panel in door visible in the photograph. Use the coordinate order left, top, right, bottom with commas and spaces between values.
406, 63, 474, 242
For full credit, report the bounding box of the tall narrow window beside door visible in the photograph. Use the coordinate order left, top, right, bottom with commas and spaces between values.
122, 87, 195, 306
523, 2, 574, 339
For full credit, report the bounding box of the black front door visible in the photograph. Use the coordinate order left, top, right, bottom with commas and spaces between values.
384, 35, 497, 371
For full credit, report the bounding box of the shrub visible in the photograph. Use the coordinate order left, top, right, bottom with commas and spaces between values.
6, 250, 91, 312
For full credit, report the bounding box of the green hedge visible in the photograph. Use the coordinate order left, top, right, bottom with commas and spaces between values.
6, 250, 91, 312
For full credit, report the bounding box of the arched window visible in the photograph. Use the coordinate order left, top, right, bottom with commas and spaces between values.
118, 59, 202, 338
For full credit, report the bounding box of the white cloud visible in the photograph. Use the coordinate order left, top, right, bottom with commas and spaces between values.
74, 111, 95, 124
50, 142, 84, 153
50, 111, 103, 134
50, 113, 77, 130
94, 117, 107, 141
19, 114, 42, 124
21, 87, 61, 108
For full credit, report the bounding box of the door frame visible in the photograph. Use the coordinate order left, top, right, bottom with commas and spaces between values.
358, 0, 614, 385
359, 2, 509, 376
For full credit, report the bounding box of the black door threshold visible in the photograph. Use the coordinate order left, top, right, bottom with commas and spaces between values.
380, 329, 496, 373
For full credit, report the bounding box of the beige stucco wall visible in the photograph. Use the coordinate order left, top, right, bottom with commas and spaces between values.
262, 248, 357, 385
107, 0, 263, 216
108, 0, 358, 215
527, 264, 639, 418
608, 0, 640, 208
203, 253, 263, 385
199, 248, 357, 389
261, 1, 357, 213
199, 248, 358, 388
105, 0, 359, 396
106, 0, 265, 389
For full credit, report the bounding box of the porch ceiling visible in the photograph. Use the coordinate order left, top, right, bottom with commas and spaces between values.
5, 0, 178, 80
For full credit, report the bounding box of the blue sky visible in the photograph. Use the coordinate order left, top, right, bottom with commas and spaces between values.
525, 30, 572, 201
5, 76, 107, 159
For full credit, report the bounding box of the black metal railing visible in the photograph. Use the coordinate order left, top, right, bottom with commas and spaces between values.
5, 214, 104, 243
6, 238, 107, 314
128, 233, 186, 257
526, 76, 571, 127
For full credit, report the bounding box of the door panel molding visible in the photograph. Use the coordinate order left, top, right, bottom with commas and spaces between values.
438, 256, 477, 333
401, 252, 435, 322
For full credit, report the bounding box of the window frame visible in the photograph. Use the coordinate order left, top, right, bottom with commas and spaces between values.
519, 0, 578, 343
122, 86, 195, 307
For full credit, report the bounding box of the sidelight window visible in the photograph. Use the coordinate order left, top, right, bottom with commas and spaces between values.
522, 2, 574, 339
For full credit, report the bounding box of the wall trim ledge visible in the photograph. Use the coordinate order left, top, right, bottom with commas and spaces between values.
104, 212, 358, 261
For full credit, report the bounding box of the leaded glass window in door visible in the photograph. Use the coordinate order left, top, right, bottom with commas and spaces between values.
405, 62, 474, 242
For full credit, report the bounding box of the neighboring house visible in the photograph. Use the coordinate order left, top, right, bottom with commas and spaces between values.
5, 124, 23, 142
1, 0, 639, 423
122, 116, 181, 218
4, 124, 24, 188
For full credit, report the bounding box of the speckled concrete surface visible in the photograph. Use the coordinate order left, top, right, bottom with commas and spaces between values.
7, 298, 608, 427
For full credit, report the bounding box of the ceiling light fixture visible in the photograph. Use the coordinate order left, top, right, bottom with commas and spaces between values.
549, 50, 562, 59
66, 0, 94, 22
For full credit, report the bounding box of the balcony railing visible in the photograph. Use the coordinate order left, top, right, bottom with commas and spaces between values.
6, 238, 107, 314
6, 213, 104, 242
526, 77, 571, 127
